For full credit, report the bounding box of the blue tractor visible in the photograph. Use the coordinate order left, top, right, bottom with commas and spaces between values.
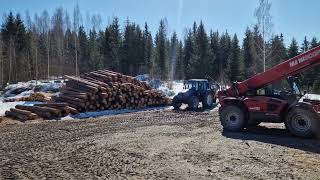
172, 79, 218, 110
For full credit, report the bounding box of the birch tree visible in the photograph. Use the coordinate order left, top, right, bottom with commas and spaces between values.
73, 4, 82, 76
254, 0, 273, 72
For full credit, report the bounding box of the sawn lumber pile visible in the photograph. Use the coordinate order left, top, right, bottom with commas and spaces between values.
53, 70, 171, 112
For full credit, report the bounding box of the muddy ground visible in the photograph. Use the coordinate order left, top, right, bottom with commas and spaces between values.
0, 109, 319, 179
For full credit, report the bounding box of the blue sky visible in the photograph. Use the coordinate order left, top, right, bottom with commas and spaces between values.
0, 0, 319, 46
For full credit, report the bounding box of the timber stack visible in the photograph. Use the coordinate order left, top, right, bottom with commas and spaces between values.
5, 103, 78, 121
52, 70, 171, 112
4, 70, 171, 121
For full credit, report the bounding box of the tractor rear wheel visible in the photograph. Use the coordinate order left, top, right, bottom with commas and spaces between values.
172, 97, 182, 110
220, 105, 246, 132
188, 96, 199, 110
285, 107, 317, 138
203, 93, 215, 109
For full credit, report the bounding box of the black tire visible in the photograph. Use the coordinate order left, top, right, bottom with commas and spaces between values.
188, 96, 199, 110
173, 101, 182, 110
285, 107, 317, 138
203, 93, 215, 109
220, 105, 246, 132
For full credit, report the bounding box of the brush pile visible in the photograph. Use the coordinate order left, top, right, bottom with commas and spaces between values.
52, 70, 171, 112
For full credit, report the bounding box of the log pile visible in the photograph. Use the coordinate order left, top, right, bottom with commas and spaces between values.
18, 93, 48, 102
4, 70, 171, 121
4, 93, 49, 102
4, 103, 78, 121
52, 70, 171, 112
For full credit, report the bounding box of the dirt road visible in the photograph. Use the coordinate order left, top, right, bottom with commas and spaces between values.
0, 109, 319, 179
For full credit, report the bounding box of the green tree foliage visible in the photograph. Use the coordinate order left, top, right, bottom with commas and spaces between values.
175, 41, 184, 80
218, 31, 232, 83
143, 23, 153, 75
154, 19, 168, 80
169, 32, 178, 80
183, 30, 194, 79
288, 38, 299, 58
242, 28, 255, 79
191, 21, 211, 79
0, 8, 320, 90
268, 34, 287, 68
209, 31, 219, 80
78, 26, 89, 73
104, 17, 121, 72
229, 35, 241, 82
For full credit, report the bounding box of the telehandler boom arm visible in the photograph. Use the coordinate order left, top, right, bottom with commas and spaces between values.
220, 45, 320, 97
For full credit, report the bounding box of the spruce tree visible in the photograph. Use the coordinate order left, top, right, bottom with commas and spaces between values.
78, 26, 89, 73
288, 38, 299, 58
229, 34, 241, 82
218, 31, 231, 83
169, 32, 178, 80
154, 19, 168, 80
209, 31, 219, 80
183, 30, 194, 79
104, 17, 121, 71
142, 23, 153, 75
175, 41, 184, 80
269, 34, 287, 68
192, 21, 210, 79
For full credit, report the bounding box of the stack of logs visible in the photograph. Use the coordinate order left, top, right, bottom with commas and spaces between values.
5, 70, 171, 121
52, 70, 171, 112
5, 103, 78, 121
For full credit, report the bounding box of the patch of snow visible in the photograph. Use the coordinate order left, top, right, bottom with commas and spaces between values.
135, 74, 150, 82
157, 81, 184, 97
303, 94, 320, 101
61, 106, 170, 120
135, 74, 185, 98
1, 79, 64, 100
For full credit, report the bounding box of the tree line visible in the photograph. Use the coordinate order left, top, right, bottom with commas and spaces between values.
0, 7, 319, 92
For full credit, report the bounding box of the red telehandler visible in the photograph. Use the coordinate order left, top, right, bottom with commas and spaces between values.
218, 45, 320, 138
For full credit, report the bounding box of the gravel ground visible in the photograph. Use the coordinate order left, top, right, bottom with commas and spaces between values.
0, 109, 319, 179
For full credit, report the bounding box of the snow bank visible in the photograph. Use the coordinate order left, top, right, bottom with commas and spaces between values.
303, 94, 320, 101
157, 81, 184, 97
1, 80, 64, 100
61, 106, 170, 120
135, 74, 185, 98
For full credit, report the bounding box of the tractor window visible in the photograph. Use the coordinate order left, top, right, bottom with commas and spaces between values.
192, 83, 198, 90
198, 83, 203, 90
292, 82, 301, 95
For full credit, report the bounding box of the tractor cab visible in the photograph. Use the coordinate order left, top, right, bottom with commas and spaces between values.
183, 79, 210, 91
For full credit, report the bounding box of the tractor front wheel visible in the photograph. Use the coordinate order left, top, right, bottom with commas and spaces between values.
173, 101, 182, 110
188, 96, 199, 110
220, 105, 246, 132
285, 107, 317, 138
203, 93, 215, 109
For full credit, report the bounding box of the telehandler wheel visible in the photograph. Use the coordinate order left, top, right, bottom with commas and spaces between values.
285, 107, 317, 138
188, 96, 199, 110
203, 93, 214, 109
220, 105, 246, 132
